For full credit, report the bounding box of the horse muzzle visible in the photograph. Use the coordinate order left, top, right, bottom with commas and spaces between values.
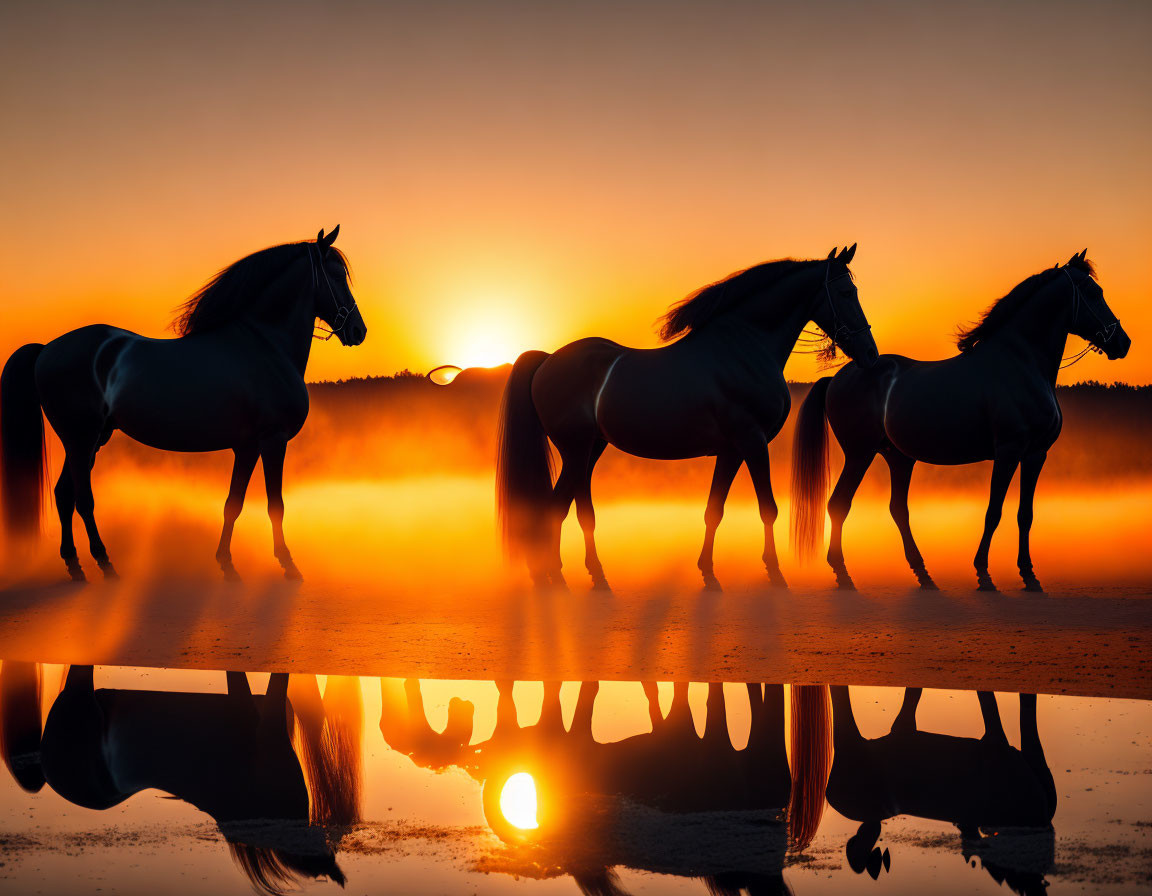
339, 315, 368, 347
849, 333, 880, 369
1103, 327, 1130, 360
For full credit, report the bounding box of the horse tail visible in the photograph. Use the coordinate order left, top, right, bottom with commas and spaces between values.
0, 661, 46, 793
495, 350, 554, 559
790, 377, 832, 563
0, 344, 47, 539
787, 684, 832, 853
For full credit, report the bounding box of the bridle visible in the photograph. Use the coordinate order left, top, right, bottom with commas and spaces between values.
822, 261, 871, 349
1063, 266, 1118, 348
308, 243, 358, 341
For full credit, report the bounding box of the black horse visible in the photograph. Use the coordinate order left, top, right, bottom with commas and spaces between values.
0, 228, 366, 582
826, 686, 1056, 893
497, 247, 878, 591
791, 252, 1130, 591
34, 666, 345, 894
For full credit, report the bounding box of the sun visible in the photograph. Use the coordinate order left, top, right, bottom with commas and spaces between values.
443, 310, 528, 369
499, 772, 539, 830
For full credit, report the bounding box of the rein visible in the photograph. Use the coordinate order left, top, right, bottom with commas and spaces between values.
308, 243, 359, 341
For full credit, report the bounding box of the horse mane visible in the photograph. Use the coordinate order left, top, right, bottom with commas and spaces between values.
956, 256, 1095, 352
172, 242, 350, 336
658, 259, 821, 342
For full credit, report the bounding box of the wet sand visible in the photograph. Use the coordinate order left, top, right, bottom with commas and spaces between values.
0, 577, 1148, 699
0, 476, 1148, 697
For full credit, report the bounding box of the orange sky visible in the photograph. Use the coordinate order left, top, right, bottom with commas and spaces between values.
1, 0, 1149, 383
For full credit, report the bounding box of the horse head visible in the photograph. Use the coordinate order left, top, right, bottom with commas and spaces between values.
812, 245, 879, 368
1063, 250, 1130, 360
311, 226, 368, 346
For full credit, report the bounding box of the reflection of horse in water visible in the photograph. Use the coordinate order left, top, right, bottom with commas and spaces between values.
497, 247, 879, 591
0, 660, 47, 793
826, 686, 1057, 893
380, 679, 833, 895
0, 227, 367, 582
17, 666, 348, 895
792, 252, 1131, 591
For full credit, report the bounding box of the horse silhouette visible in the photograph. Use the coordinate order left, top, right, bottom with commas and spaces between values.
791, 251, 1130, 591
29, 666, 346, 894
825, 686, 1057, 893
498, 247, 879, 591
0, 228, 366, 582
380, 679, 834, 895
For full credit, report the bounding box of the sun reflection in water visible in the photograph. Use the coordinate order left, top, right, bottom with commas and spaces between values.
499, 772, 538, 829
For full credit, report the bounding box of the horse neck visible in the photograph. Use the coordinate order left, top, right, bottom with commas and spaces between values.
246, 276, 317, 377
984, 286, 1071, 385
715, 287, 813, 368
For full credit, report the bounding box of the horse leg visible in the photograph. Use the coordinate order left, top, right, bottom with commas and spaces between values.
741, 438, 787, 588
572, 681, 598, 738
880, 449, 936, 590
703, 682, 728, 746
1016, 450, 1047, 592
215, 444, 259, 581
643, 681, 662, 729
977, 691, 1008, 745
575, 440, 609, 590
259, 672, 292, 740
1019, 693, 1057, 817
67, 443, 116, 580
259, 437, 301, 580
540, 680, 565, 733
697, 450, 742, 592
544, 456, 580, 589
53, 466, 83, 582
826, 453, 874, 591
974, 452, 1021, 591
829, 685, 862, 748
892, 687, 921, 734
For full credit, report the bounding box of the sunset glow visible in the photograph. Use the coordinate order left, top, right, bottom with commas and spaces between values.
0, 4, 1150, 895
444, 313, 524, 370
1, 3, 1147, 383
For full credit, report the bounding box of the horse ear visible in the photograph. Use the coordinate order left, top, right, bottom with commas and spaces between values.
1066, 251, 1079, 266
842, 243, 857, 264
1079, 247, 1088, 261
317, 225, 340, 257
827, 247, 838, 260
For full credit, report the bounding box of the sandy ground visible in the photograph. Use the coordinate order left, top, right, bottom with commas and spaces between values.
0, 476, 1148, 698
0, 576, 1148, 700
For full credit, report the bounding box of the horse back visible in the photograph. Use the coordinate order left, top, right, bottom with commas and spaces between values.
828, 729, 1053, 828
576, 333, 789, 459
880, 349, 1061, 463
531, 337, 628, 446
33, 325, 136, 428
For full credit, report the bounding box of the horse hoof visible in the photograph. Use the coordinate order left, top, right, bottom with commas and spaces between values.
977, 581, 998, 592
835, 576, 856, 591
768, 578, 789, 591
591, 579, 612, 593
282, 564, 303, 581
221, 565, 241, 583
919, 579, 939, 591
66, 564, 86, 584
702, 577, 723, 593
99, 563, 119, 581
1022, 580, 1044, 593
